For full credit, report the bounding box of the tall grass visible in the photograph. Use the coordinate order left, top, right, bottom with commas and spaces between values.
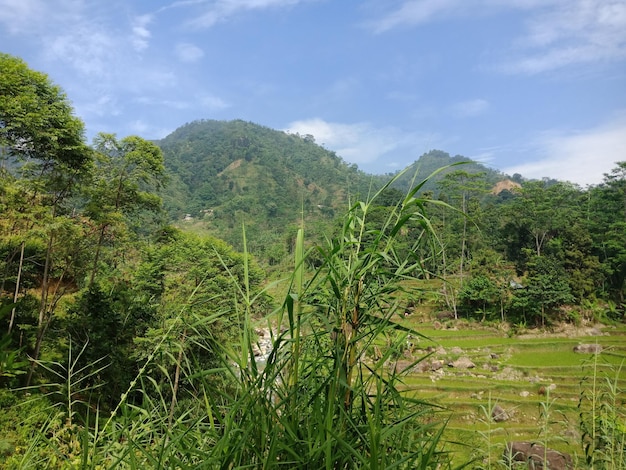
203, 172, 457, 468
579, 352, 626, 469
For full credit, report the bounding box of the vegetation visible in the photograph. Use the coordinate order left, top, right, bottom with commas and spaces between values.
1, 53, 625, 468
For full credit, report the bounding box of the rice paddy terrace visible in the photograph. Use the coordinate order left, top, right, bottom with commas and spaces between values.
397, 319, 626, 467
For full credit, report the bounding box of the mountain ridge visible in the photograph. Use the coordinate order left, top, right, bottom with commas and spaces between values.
156, 119, 509, 264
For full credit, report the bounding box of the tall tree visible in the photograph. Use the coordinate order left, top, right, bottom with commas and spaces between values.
86, 133, 165, 287
0, 53, 92, 384
588, 162, 626, 303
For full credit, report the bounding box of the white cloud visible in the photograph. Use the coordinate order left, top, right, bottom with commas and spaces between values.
175, 42, 205, 63
285, 118, 437, 168
503, 0, 626, 73
450, 98, 489, 118
199, 93, 230, 110
46, 26, 115, 77
127, 120, 173, 139
131, 14, 153, 52
133, 93, 229, 111
503, 113, 626, 186
369, 0, 461, 33
369, 0, 626, 73
171, 0, 306, 29
0, 0, 48, 34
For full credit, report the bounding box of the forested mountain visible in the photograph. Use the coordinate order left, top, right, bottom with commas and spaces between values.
389, 149, 505, 195
159, 120, 378, 218
156, 120, 507, 263
156, 119, 383, 261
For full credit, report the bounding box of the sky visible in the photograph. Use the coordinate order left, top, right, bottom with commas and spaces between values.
1, 0, 625, 186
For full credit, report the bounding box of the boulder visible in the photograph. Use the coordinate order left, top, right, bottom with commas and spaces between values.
492, 404, 509, 422
449, 357, 475, 369
504, 442, 573, 470
416, 359, 444, 373
573, 344, 602, 354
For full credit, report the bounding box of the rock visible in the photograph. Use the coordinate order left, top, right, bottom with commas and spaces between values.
450, 346, 464, 355
393, 360, 414, 373
492, 404, 509, 422
429, 359, 444, 371
449, 357, 475, 369
416, 359, 444, 372
436, 310, 455, 320
494, 367, 523, 381
520, 391, 530, 397
490, 352, 499, 359
573, 343, 602, 354
504, 442, 573, 470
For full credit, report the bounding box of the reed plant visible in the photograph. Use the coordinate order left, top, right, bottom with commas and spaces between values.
579, 352, 625, 469
203, 171, 458, 468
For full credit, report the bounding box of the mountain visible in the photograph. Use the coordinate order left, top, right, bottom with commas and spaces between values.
157, 119, 383, 262
157, 120, 511, 266
389, 149, 505, 195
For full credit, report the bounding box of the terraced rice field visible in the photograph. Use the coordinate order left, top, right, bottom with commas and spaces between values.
397, 321, 626, 467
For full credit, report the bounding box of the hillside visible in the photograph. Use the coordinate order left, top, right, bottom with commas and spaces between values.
157, 119, 382, 260
389, 149, 505, 194
157, 120, 513, 264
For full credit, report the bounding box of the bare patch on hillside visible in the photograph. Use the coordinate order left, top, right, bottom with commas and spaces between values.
218, 158, 243, 175
491, 179, 521, 195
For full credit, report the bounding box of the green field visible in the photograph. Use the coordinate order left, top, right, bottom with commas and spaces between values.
394, 320, 626, 467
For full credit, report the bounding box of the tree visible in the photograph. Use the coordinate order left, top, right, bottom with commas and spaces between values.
86, 133, 166, 287
587, 162, 626, 303
507, 181, 579, 258
1, 53, 92, 385
438, 170, 489, 281
511, 256, 573, 326
458, 274, 499, 320
0, 53, 91, 198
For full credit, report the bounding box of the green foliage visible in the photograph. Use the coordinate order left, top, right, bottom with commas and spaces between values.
0, 333, 29, 385
205, 169, 454, 468
0, 53, 91, 177
459, 275, 499, 319
579, 356, 626, 469
511, 255, 574, 325
391, 150, 503, 196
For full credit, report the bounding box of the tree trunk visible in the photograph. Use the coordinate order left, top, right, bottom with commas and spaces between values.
8, 241, 25, 334
88, 224, 107, 288
26, 233, 54, 386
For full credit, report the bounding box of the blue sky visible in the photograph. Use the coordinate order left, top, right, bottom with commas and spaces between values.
1, 0, 625, 186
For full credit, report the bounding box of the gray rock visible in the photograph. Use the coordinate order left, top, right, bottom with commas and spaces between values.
492, 404, 509, 422
416, 359, 444, 372
504, 442, 573, 470
449, 356, 475, 369
573, 344, 602, 354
